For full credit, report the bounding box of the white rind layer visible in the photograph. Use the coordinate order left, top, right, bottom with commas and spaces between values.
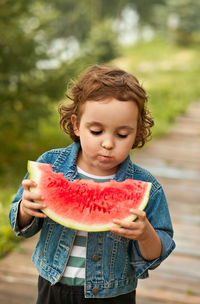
42, 208, 139, 232
28, 160, 42, 194
27, 160, 152, 232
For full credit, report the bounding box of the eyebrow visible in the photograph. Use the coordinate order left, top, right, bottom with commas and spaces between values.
117, 126, 135, 132
86, 122, 103, 127
86, 122, 135, 131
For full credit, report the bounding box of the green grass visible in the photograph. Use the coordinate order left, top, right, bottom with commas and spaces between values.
0, 188, 22, 258
114, 38, 200, 137
1, 38, 200, 258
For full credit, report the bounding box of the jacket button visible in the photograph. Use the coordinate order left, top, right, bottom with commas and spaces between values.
92, 255, 100, 262
92, 287, 99, 295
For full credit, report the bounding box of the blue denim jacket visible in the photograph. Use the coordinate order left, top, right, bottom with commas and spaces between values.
9, 142, 175, 298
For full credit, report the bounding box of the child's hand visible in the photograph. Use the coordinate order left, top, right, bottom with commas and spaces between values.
110, 209, 149, 241
110, 208, 162, 260
18, 179, 47, 228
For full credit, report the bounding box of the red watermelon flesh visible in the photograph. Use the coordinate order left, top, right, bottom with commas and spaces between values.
28, 161, 152, 232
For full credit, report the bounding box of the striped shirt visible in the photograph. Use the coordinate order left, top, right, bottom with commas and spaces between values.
60, 167, 115, 286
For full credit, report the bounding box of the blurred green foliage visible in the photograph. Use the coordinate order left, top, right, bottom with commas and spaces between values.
118, 39, 200, 137
166, 0, 200, 45
0, 0, 120, 185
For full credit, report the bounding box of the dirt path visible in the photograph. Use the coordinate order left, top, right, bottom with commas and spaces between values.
0, 103, 200, 304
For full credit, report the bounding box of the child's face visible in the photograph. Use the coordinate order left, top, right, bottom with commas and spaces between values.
71, 98, 138, 176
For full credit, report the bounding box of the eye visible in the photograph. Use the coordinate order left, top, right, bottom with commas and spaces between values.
90, 130, 102, 135
117, 133, 128, 138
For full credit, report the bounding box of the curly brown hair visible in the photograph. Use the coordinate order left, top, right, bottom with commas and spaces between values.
59, 64, 154, 149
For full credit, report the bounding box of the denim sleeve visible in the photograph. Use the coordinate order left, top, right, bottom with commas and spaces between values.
129, 186, 176, 279
9, 153, 48, 238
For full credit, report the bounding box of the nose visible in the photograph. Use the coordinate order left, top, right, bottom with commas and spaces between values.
101, 136, 114, 150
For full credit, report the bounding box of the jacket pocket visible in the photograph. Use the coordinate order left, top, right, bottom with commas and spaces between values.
107, 231, 128, 243
105, 231, 131, 281
36, 218, 58, 263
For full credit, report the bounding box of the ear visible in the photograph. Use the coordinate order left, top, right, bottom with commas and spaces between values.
71, 114, 80, 137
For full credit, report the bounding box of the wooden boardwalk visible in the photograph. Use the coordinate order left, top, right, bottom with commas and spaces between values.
135, 103, 200, 304
0, 103, 200, 303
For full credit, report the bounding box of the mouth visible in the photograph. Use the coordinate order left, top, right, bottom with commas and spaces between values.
98, 155, 113, 161
100, 153, 112, 157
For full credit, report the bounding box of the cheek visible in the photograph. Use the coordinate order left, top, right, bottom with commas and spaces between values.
80, 134, 97, 153
118, 136, 136, 155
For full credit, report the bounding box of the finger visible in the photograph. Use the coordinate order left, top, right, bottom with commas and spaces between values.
26, 208, 47, 218
30, 210, 47, 218
23, 190, 44, 202
112, 219, 137, 229
129, 208, 146, 221
22, 200, 47, 218
22, 199, 46, 211
22, 179, 37, 190
110, 226, 138, 239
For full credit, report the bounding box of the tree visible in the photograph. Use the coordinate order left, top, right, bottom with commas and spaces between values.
0, 1, 61, 181
167, 0, 200, 44
0, 0, 121, 183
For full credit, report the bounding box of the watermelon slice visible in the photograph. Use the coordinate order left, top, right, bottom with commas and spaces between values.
28, 161, 152, 232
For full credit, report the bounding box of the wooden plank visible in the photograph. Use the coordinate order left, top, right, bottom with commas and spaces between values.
137, 286, 200, 304
137, 254, 200, 303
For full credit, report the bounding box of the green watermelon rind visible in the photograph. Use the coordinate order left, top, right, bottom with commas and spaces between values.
28, 160, 152, 232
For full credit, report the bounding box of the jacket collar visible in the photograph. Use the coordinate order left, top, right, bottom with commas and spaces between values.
114, 155, 134, 181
